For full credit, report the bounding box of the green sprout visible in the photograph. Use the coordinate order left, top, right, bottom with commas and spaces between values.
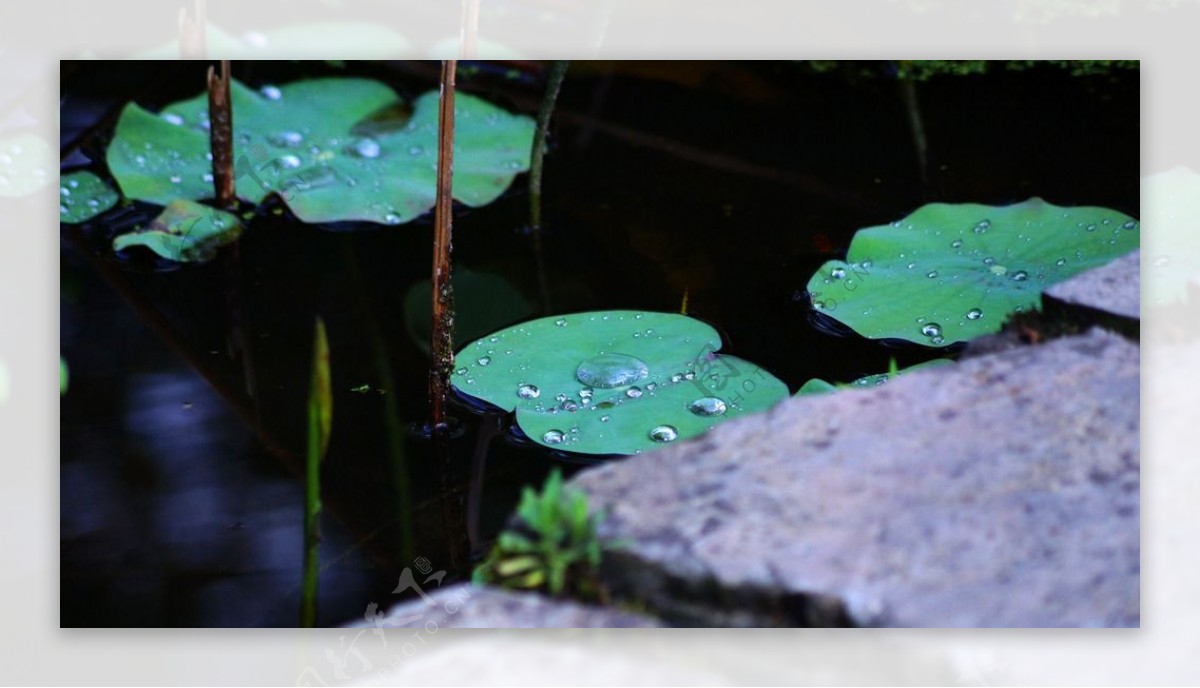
473, 469, 608, 600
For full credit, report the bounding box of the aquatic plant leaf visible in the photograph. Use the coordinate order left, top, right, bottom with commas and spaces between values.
1142, 166, 1200, 306
403, 266, 536, 356
106, 78, 535, 225
453, 311, 789, 455
806, 198, 1138, 346
59, 170, 120, 223
111, 199, 242, 262
796, 358, 953, 396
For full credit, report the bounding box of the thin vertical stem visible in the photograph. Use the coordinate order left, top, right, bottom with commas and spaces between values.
302, 317, 332, 628
207, 60, 235, 209
898, 77, 929, 195
429, 60, 457, 431
529, 61, 569, 313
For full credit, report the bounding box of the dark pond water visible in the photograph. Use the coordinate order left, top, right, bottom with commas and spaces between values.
59, 60, 1138, 627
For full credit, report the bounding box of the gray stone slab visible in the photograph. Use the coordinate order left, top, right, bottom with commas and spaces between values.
1044, 249, 1140, 331
359, 584, 659, 628
570, 329, 1140, 628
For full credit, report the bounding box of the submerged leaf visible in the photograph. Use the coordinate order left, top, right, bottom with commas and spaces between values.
59, 170, 120, 224
111, 199, 242, 262
806, 198, 1139, 346
453, 311, 789, 455
106, 77, 535, 225
796, 358, 954, 396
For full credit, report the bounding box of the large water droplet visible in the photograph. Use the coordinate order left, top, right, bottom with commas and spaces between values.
689, 397, 728, 416
649, 425, 678, 443
576, 353, 649, 389
348, 137, 382, 159
270, 131, 304, 147
921, 323, 942, 338
542, 429, 565, 445
966, 308, 983, 320
517, 383, 540, 399
477, 356, 491, 366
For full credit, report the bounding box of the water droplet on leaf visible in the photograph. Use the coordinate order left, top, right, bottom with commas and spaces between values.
649, 425, 678, 443
689, 397, 728, 416
576, 353, 649, 389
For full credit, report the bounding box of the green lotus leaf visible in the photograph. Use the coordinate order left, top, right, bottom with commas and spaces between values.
106, 77, 535, 225
806, 198, 1139, 346
59, 171, 120, 224
453, 311, 790, 455
111, 199, 242, 262
796, 358, 954, 396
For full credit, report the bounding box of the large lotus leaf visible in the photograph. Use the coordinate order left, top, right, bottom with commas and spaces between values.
106, 78, 535, 225
60, 170, 119, 223
112, 199, 242, 262
453, 311, 790, 455
796, 358, 954, 396
1142, 166, 1200, 306
805, 198, 1139, 346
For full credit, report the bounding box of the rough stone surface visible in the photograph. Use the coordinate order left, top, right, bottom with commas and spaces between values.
1045, 249, 1140, 333
570, 329, 1140, 628
358, 584, 659, 628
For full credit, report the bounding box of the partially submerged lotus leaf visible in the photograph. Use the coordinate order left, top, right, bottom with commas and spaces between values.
59, 170, 119, 224
453, 311, 790, 456
796, 358, 954, 395
106, 77, 535, 225
111, 199, 242, 262
806, 198, 1139, 346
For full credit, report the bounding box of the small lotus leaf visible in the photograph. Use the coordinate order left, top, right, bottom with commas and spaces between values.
796, 358, 954, 396
111, 199, 242, 262
106, 78, 535, 225
806, 198, 1139, 346
453, 311, 789, 455
59, 170, 120, 224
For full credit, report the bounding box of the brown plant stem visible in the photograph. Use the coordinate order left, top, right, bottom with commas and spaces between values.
429, 59, 457, 431
207, 60, 235, 209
